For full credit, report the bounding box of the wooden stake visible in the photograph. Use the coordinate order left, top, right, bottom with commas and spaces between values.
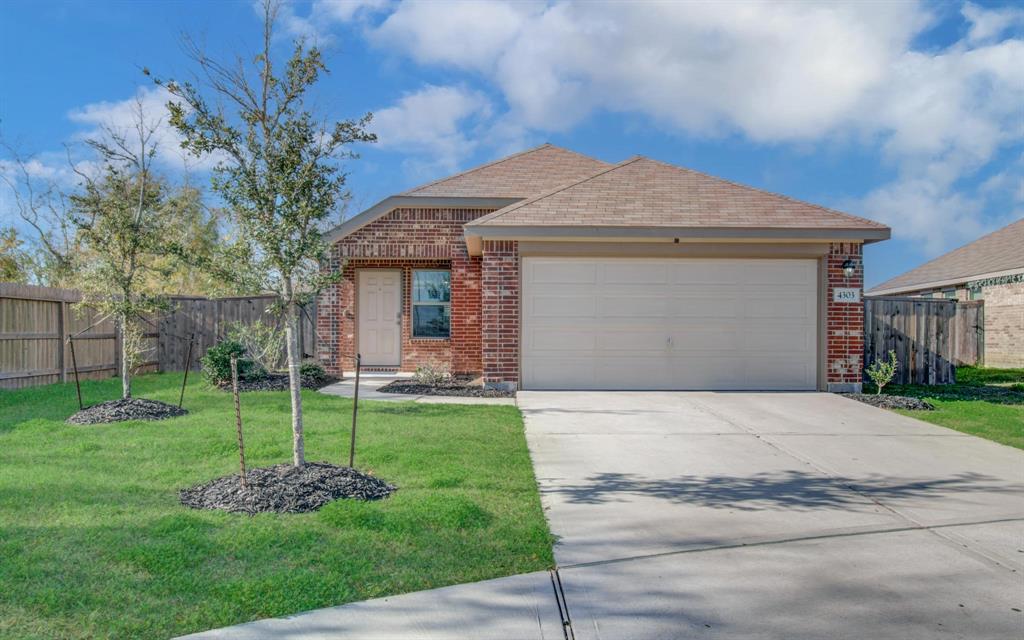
68, 334, 83, 410
231, 356, 247, 489
178, 332, 195, 409
349, 353, 361, 468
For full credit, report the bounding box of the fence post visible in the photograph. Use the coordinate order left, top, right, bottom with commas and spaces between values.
58, 300, 67, 383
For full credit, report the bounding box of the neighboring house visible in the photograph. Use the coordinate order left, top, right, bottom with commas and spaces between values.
319, 144, 889, 392
868, 218, 1024, 368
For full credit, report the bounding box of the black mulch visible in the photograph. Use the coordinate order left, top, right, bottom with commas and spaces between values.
378, 377, 514, 398
842, 393, 935, 411
179, 462, 396, 514
66, 398, 188, 425
215, 373, 339, 393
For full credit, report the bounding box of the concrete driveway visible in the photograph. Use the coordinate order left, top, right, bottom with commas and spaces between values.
184, 392, 1023, 639
521, 391, 1024, 639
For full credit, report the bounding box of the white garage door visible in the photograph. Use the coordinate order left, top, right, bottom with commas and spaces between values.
521, 257, 819, 390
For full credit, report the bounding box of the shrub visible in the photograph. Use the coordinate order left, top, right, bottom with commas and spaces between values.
299, 360, 327, 381
201, 339, 264, 384
865, 350, 899, 395
413, 362, 451, 385
226, 320, 284, 372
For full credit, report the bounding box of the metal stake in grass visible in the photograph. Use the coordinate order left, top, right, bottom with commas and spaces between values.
231, 356, 248, 489
349, 353, 361, 468
68, 334, 83, 410
178, 332, 195, 409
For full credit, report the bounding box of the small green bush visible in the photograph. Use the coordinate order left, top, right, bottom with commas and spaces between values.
299, 360, 327, 381
865, 350, 899, 395
413, 362, 450, 385
200, 339, 264, 384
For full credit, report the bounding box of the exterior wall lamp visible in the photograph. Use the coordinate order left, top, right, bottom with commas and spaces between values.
842, 259, 857, 278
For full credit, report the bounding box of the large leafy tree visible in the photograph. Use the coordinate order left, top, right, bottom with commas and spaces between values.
156, 0, 375, 466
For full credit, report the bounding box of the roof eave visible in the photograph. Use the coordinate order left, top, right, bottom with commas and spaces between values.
867, 266, 1024, 296
323, 196, 523, 243
464, 225, 890, 255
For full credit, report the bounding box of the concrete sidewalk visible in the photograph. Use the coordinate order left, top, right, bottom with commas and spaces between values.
318, 377, 516, 406
179, 571, 566, 639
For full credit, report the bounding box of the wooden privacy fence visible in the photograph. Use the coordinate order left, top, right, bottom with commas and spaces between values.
158, 296, 316, 372
1, 283, 317, 389
0, 283, 158, 390
864, 297, 984, 385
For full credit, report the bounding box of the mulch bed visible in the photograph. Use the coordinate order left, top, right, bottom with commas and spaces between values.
842, 393, 935, 411
215, 372, 339, 393
66, 398, 188, 425
378, 377, 514, 398
179, 462, 396, 514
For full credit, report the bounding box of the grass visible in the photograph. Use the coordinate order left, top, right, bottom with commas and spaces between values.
0, 373, 553, 639
880, 366, 1024, 450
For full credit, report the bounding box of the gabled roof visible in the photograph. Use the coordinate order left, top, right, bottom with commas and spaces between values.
467, 156, 889, 234
869, 218, 1024, 295
401, 143, 610, 198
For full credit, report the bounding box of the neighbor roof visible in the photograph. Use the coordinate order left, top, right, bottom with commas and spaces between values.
869, 218, 1024, 295
467, 156, 889, 234
401, 143, 610, 198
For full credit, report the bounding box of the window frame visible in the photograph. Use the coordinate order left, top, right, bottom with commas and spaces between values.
411, 269, 452, 339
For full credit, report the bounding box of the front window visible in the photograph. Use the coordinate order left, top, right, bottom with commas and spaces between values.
412, 270, 451, 338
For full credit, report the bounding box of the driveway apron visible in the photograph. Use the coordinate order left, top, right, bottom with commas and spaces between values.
520, 391, 1024, 639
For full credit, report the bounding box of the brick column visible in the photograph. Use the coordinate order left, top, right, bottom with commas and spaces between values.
450, 242, 482, 374
826, 242, 864, 392
316, 245, 348, 376
481, 240, 519, 390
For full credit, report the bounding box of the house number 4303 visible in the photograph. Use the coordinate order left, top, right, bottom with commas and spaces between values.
833, 288, 861, 303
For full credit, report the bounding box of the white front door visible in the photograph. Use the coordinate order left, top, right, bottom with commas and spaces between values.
521, 257, 819, 390
358, 270, 401, 366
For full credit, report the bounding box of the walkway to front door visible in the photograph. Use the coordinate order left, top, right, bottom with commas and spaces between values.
357, 270, 401, 367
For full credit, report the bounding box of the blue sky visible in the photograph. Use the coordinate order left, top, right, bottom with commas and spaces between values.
1, 0, 1021, 287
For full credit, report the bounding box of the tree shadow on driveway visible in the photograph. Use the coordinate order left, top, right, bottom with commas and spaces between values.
543, 470, 1021, 511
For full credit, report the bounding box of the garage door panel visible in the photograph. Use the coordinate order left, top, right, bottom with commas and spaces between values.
522, 257, 818, 391
744, 295, 814, 319
529, 295, 597, 318
528, 260, 597, 284
604, 262, 670, 284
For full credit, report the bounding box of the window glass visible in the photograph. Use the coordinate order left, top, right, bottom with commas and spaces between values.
412, 270, 451, 337
413, 304, 450, 338
413, 271, 450, 302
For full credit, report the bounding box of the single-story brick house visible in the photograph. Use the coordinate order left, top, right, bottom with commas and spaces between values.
318, 144, 890, 392
869, 218, 1024, 367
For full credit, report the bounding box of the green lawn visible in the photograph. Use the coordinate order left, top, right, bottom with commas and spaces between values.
884, 366, 1024, 450
0, 373, 553, 639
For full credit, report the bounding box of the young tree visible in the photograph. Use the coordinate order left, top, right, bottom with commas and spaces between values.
156, 0, 375, 466
0, 226, 31, 282
69, 100, 181, 399
0, 138, 80, 287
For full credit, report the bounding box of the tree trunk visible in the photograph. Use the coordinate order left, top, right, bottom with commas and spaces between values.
120, 314, 132, 400
285, 302, 305, 466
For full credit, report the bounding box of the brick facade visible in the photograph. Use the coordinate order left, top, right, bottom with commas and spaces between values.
480, 240, 520, 389
981, 281, 1024, 368
316, 207, 494, 376
322, 217, 871, 390
826, 242, 865, 391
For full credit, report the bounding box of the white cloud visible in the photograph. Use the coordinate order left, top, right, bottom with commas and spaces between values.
962, 1, 1024, 44
368, 1, 1023, 257
275, 0, 392, 43
67, 85, 216, 173
371, 84, 492, 174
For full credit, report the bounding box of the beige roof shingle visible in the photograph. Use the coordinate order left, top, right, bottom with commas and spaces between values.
402, 143, 610, 198
468, 157, 888, 233
869, 218, 1024, 294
